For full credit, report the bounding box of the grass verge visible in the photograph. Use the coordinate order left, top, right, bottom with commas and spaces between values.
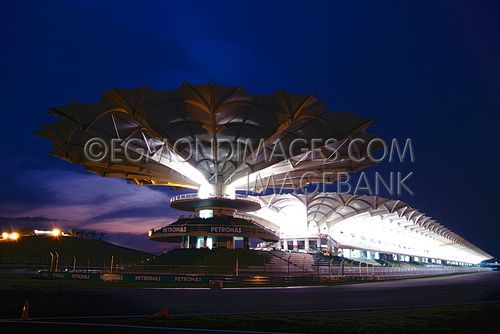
89, 302, 500, 333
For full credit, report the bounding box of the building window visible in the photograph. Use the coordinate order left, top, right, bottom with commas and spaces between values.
199, 209, 213, 218
196, 236, 205, 249
206, 237, 213, 250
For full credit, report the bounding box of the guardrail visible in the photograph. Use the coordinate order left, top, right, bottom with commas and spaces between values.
113, 262, 491, 278
2, 255, 492, 280
170, 193, 260, 204
169, 193, 197, 202
313, 262, 491, 279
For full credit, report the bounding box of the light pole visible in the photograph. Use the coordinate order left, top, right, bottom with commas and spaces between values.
49, 252, 54, 272
54, 251, 60, 272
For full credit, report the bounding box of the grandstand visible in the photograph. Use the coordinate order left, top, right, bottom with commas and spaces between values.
144, 249, 272, 267
129, 248, 481, 277
37, 82, 492, 278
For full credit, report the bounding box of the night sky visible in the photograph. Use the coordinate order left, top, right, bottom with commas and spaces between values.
1, 1, 499, 256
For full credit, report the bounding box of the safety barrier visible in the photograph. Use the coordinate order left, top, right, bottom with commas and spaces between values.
39, 271, 219, 284
314, 261, 491, 280
5, 253, 493, 280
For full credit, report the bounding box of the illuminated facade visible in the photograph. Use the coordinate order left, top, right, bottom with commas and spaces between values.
244, 194, 491, 264
37, 83, 491, 263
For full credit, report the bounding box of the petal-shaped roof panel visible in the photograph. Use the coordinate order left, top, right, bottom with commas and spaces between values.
37, 83, 379, 190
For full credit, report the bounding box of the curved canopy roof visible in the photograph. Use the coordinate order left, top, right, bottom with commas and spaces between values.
37, 83, 379, 190
247, 193, 491, 263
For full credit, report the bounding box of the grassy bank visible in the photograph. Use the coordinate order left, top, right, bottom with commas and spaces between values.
0, 236, 152, 268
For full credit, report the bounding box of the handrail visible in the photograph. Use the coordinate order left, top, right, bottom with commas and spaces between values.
170, 193, 260, 204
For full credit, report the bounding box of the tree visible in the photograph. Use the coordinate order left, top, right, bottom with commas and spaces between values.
98, 232, 106, 241
19, 227, 34, 236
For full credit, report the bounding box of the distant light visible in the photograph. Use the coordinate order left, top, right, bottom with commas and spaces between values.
9, 232, 19, 240
51, 229, 61, 237
2, 232, 9, 239
34, 229, 51, 236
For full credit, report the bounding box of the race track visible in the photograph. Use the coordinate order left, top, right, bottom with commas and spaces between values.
1, 272, 499, 320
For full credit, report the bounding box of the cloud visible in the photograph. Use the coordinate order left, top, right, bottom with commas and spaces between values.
0, 159, 180, 252
0, 166, 171, 220
84, 216, 173, 235
0, 215, 63, 231
103, 232, 175, 255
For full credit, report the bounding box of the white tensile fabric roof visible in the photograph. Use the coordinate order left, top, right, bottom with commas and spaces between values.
36, 83, 378, 191
246, 193, 491, 264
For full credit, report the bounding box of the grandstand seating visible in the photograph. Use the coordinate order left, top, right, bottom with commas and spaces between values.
269, 251, 315, 271
143, 249, 272, 267
376, 258, 416, 267
139, 249, 321, 274
128, 248, 465, 276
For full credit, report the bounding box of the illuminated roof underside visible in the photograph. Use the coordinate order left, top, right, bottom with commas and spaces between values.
36, 83, 378, 191
246, 194, 491, 264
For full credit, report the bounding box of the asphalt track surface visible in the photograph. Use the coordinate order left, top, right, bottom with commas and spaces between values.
1, 271, 499, 332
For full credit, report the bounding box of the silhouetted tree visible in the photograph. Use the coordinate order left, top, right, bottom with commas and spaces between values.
19, 227, 34, 236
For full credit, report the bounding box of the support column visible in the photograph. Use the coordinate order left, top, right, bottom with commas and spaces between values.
304, 238, 310, 252
293, 239, 298, 251
332, 246, 338, 256
283, 239, 288, 251
316, 238, 321, 250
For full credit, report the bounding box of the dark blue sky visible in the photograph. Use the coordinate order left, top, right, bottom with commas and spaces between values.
1, 1, 499, 255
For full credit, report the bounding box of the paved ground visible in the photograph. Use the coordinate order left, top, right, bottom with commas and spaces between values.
0, 271, 499, 321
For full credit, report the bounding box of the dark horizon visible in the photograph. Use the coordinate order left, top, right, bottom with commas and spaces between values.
1, 1, 499, 257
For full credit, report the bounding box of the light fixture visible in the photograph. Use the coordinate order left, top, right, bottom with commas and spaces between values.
9, 232, 19, 240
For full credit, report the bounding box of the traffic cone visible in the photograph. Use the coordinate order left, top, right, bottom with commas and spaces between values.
149, 306, 169, 319
20, 300, 29, 321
